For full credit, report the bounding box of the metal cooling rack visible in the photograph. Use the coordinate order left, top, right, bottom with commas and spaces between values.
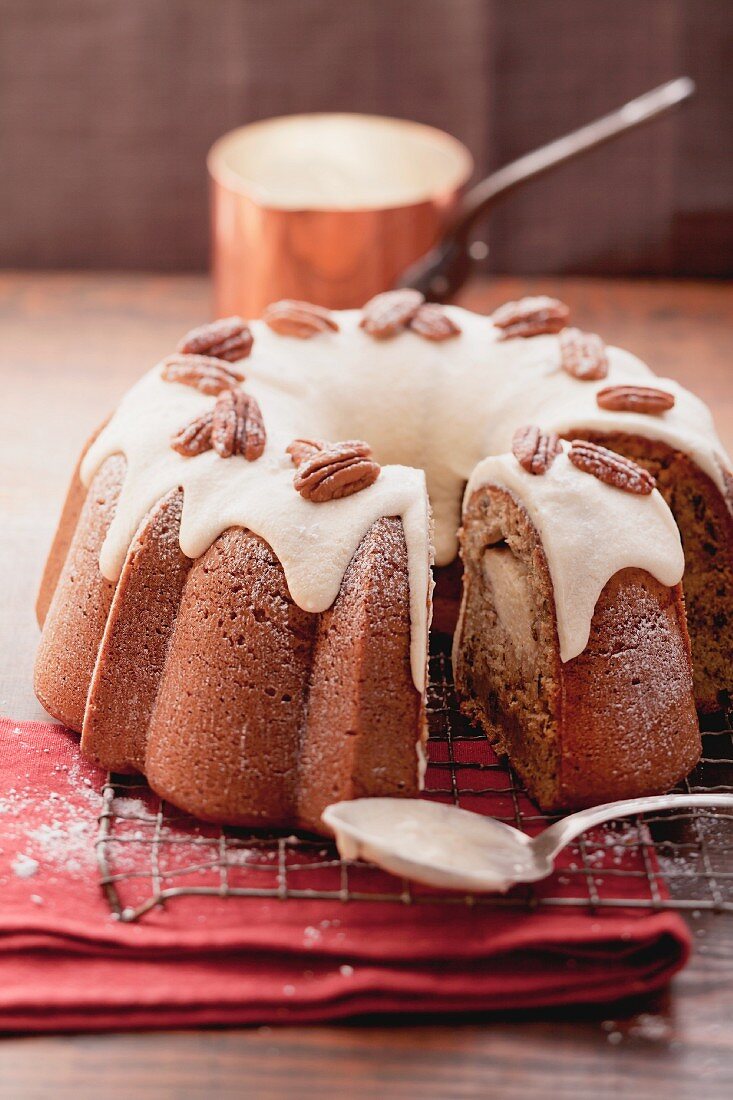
96, 638, 733, 922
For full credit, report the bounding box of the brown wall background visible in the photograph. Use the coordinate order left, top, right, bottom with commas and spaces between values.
1, 0, 731, 275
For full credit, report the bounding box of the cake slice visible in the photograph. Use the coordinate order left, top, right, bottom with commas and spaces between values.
454, 436, 701, 811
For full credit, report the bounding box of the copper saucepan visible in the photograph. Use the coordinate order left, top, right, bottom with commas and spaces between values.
209, 78, 693, 318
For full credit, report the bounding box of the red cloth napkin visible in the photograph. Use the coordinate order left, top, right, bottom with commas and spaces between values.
0, 717, 690, 1031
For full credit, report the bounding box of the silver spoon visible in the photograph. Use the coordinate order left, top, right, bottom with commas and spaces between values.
322, 792, 733, 894
395, 76, 695, 301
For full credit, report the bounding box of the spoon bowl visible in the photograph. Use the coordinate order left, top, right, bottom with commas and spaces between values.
323, 792, 733, 894
323, 799, 552, 893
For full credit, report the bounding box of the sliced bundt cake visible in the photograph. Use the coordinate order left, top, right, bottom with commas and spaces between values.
34, 295, 732, 829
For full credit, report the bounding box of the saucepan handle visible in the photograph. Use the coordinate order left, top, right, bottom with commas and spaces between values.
396, 77, 695, 300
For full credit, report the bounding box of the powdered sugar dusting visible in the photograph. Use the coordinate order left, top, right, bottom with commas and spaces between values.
0, 749, 101, 885
26, 819, 96, 876
11, 853, 39, 878
110, 796, 156, 822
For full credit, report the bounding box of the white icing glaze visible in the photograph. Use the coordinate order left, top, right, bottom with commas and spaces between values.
242, 309, 729, 567
80, 303, 729, 688
81, 367, 431, 691
464, 447, 686, 662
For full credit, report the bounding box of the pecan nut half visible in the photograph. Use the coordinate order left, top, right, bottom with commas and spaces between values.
360, 289, 424, 338
161, 354, 245, 395
286, 438, 326, 467
491, 296, 570, 340
262, 300, 339, 338
559, 328, 609, 380
177, 316, 253, 362
409, 303, 461, 341
170, 411, 214, 457
212, 390, 266, 460
293, 441, 381, 502
512, 425, 562, 475
596, 384, 675, 415
568, 440, 655, 495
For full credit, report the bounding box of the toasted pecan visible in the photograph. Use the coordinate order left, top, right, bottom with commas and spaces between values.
161, 354, 245, 395
559, 328, 609, 380
293, 440, 380, 502
568, 439, 655, 495
360, 289, 424, 338
170, 411, 214, 457
596, 384, 675, 415
177, 316, 253, 362
286, 438, 326, 467
491, 296, 570, 340
263, 300, 339, 338
409, 303, 461, 341
512, 425, 562, 475
212, 390, 266, 460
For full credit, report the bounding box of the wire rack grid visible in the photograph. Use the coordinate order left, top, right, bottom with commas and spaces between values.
95, 640, 733, 923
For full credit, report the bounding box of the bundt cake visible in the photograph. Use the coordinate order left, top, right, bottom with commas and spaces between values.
34, 293, 733, 830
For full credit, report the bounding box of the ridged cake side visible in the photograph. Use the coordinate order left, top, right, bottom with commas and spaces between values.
35, 449, 423, 833
35, 455, 122, 730
82, 488, 192, 772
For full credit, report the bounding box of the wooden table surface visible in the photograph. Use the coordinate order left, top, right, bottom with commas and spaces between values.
0, 273, 732, 1099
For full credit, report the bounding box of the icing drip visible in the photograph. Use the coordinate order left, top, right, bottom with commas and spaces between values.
464, 447, 686, 662
81, 305, 729, 685
81, 367, 431, 691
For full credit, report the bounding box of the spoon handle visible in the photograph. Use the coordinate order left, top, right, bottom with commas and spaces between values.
533, 792, 733, 863
448, 76, 695, 246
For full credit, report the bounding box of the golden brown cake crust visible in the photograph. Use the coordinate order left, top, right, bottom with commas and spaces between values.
298, 515, 424, 831
81, 488, 193, 773
35, 422, 108, 628
559, 567, 700, 808
34, 454, 123, 731
143, 527, 317, 827
454, 484, 701, 812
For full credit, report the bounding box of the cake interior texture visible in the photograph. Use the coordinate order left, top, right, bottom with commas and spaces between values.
33, 297, 733, 832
